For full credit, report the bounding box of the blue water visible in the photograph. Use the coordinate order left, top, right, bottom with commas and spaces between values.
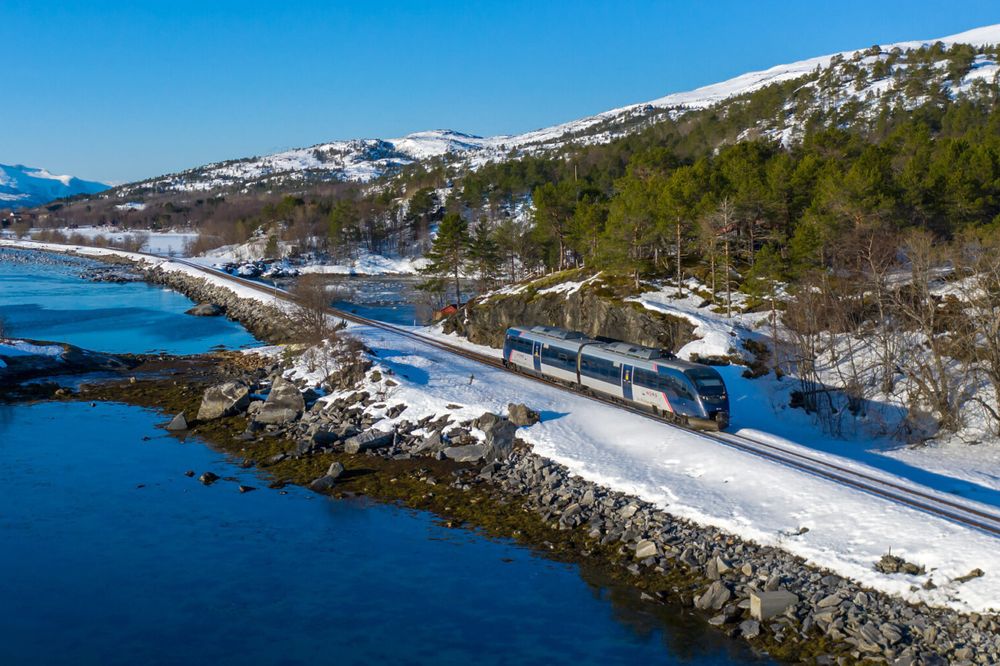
0, 403, 764, 666
0, 250, 767, 665
0, 248, 258, 354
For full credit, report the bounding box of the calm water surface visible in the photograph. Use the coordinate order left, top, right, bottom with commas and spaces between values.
0, 402, 767, 665
0, 248, 257, 354
0, 250, 769, 665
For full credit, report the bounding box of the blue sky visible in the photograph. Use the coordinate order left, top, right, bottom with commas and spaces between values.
3, 1, 999, 183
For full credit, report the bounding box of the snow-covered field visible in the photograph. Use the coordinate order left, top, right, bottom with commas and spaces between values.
27, 227, 196, 256
6, 238, 999, 613
194, 238, 428, 276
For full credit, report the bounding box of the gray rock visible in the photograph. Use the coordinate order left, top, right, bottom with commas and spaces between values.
635, 540, 658, 560
255, 377, 305, 424
483, 419, 518, 461
443, 444, 488, 463
413, 431, 447, 454
196, 381, 250, 421
695, 581, 732, 610
185, 303, 223, 316
474, 412, 502, 431
750, 590, 798, 621
310, 475, 337, 492
166, 412, 188, 431
344, 429, 394, 454
310, 427, 342, 447
326, 462, 345, 479
508, 403, 540, 427
739, 619, 761, 639
817, 593, 843, 608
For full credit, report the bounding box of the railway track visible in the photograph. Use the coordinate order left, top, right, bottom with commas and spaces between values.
167, 257, 1000, 539
6, 240, 1000, 538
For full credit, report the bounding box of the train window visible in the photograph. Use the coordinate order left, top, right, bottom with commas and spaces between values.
685, 369, 726, 397
667, 376, 696, 401
541, 345, 576, 371
633, 368, 696, 400
580, 355, 618, 383
507, 336, 533, 355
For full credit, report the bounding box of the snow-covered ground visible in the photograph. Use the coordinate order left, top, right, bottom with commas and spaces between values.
6, 238, 999, 613
195, 238, 427, 276
26, 227, 196, 256
0, 339, 65, 369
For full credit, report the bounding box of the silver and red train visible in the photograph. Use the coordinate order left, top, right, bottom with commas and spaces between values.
502, 325, 730, 430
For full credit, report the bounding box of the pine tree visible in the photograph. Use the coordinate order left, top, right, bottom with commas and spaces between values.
420, 212, 470, 305
468, 218, 501, 290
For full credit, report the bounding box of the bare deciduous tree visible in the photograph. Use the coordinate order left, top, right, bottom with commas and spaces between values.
891, 230, 967, 432
288, 276, 343, 344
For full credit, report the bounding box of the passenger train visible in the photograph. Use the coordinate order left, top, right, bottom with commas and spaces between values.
502, 325, 730, 430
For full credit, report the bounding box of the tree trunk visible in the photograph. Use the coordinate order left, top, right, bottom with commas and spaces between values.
724, 238, 732, 318
676, 219, 683, 296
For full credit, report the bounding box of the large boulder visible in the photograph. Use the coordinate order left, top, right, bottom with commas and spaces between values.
196, 381, 251, 421
483, 419, 518, 461
508, 403, 540, 427
443, 444, 488, 463
694, 581, 732, 611
185, 303, 223, 317
255, 377, 305, 424
165, 412, 188, 431
343, 429, 394, 454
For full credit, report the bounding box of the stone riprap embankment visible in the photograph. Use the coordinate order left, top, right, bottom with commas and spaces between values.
142, 266, 291, 343
189, 354, 998, 665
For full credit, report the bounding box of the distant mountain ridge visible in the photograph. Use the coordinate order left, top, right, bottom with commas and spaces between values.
51, 22, 1000, 202
0, 164, 108, 209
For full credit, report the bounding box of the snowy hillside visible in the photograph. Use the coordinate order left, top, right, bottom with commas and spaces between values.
0, 164, 108, 209
108, 23, 1000, 197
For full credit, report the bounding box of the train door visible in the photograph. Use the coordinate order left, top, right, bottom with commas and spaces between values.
622, 364, 634, 401
532, 341, 542, 372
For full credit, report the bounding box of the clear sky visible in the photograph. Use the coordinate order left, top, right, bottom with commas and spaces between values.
3, 0, 999, 184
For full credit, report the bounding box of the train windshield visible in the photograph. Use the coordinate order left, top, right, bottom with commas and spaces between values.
685, 368, 726, 397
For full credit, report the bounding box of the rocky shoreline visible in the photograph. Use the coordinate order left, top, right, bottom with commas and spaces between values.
65, 349, 996, 665
10, 246, 999, 664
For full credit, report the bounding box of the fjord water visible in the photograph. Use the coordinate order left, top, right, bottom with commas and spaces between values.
0, 250, 766, 665
0, 249, 257, 354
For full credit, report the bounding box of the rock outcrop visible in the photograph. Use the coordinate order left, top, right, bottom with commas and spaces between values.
443, 280, 695, 351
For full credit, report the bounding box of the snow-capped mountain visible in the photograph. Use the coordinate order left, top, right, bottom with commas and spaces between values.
111, 23, 1000, 198
0, 164, 108, 209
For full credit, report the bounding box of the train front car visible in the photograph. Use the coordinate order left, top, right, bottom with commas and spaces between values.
683, 366, 730, 430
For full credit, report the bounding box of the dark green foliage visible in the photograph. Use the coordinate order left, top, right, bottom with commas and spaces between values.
420, 212, 471, 305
